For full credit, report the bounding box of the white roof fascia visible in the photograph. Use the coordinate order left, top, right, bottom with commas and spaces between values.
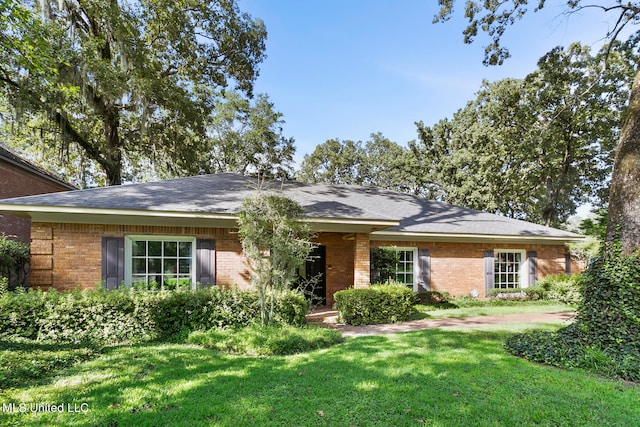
0, 204, 400, 232
371, 230, 584, 245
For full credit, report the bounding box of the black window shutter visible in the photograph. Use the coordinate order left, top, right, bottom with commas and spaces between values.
196, 239, 216, 287
102, 237, 124, 290
565, 253, 571, 275
528, 251, 538, 286
484, 250, 494, 296
417, 249, 431, 292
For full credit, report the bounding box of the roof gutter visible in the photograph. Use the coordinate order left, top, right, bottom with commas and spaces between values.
0, 204, 400, 233
371, 230, 585, 245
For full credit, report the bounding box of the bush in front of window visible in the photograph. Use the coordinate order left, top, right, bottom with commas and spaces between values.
333, 284, 415, 326
0, 287, 308, 344
487, 288, 528, 301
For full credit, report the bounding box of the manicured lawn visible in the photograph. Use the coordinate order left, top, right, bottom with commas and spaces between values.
1, 325, 638, 426
413, 301, 575, 320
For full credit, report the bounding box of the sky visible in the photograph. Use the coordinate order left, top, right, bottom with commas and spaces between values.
239, 1, 628, 167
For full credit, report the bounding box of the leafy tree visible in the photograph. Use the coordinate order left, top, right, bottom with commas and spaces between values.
580, 209, 609, 242
1, 0, 266, 185
567, 208, 609, 262
298, 138, 367, 185
360, 133, 426, 196
370, 247, 400, 284
298, 133, 425, 195
412, 42, 633, 226
201, 91, 295, 179
437, 0, 640, 379
435, 0, 640, 252
237, 190, 314, 325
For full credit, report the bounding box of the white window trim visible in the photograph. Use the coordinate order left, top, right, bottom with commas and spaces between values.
493, 249, 527, 289
381, 246, 419, 291
124, 235, 197, 287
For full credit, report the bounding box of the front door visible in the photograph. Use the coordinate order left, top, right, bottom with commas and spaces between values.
302, 245, 326, 306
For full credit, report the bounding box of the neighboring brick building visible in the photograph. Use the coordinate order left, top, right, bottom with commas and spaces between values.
0, 145, 76, 242
0, 174, 582, 304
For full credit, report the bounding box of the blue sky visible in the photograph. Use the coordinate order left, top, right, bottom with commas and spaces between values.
240, 1, 624, 165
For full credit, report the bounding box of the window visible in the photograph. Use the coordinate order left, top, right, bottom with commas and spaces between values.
395, 249, 416, 288
125, 236, 196, 289
371, 247, 417, 290
493, 250, 525, 289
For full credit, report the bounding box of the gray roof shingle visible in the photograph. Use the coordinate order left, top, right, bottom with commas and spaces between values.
0, 173, 581, 240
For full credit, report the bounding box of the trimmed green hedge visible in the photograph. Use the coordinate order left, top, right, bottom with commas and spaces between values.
0, 287, 308, 344
333, 284, 415, 325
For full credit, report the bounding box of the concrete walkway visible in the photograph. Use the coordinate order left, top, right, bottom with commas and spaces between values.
307, 308, 577, 337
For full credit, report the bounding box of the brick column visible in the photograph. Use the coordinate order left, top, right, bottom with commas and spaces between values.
353, 233, 370, 288
30, 224, 54, 287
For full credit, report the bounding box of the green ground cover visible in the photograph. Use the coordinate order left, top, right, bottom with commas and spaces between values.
1, 322, 638, 427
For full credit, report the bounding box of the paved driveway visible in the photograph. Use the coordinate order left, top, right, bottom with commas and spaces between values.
307, 309, 577, 337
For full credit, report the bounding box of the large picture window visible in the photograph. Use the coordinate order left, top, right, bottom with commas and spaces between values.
125, 236, 196, 289
494, 250, 525, 289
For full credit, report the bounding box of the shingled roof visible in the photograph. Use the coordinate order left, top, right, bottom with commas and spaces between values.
0, 145, 77, 190
0, 173, 582, 243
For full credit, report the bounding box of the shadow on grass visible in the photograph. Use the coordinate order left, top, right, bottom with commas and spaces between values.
0, 339, 103, 391
2, 329, 639, 427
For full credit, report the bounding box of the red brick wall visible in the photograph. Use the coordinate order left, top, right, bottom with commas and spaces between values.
0, 162, 73, 242
353, 233, 370, 288
30, 223, 251, 291
371, 240, 570, 297
30, 222, 572, 302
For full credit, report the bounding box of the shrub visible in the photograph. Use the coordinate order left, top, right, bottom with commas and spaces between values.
0, 277, 7, 297
487, 288, 528, 301
187, 323, 343, 356
0, 236, 29, 289
523, 286, 546, 301
505, 244, 640, 382
333, 284, 415, 325
0, 287, 308, 344
505, 325, 640, 382
576, 244, 640, 350
538, 273, 584, 305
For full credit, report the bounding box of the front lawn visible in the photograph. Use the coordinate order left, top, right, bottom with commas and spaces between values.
1, 326, 638, 426
412, 300, 575, 320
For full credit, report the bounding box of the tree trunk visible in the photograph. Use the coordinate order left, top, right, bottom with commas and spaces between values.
102, 103, 122, 186
606, 68, 640, 254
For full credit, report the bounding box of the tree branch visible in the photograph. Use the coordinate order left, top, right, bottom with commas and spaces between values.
0, 70, 107, 166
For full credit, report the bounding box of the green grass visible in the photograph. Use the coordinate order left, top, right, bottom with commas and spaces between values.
0, 339, 101, 390
1, 324, 638, 426
187, 324, 344, 355
412, 301, 575, 320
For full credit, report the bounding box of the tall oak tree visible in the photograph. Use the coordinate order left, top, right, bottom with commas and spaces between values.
436, 0, 640, 252
1, 0, 267, 185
